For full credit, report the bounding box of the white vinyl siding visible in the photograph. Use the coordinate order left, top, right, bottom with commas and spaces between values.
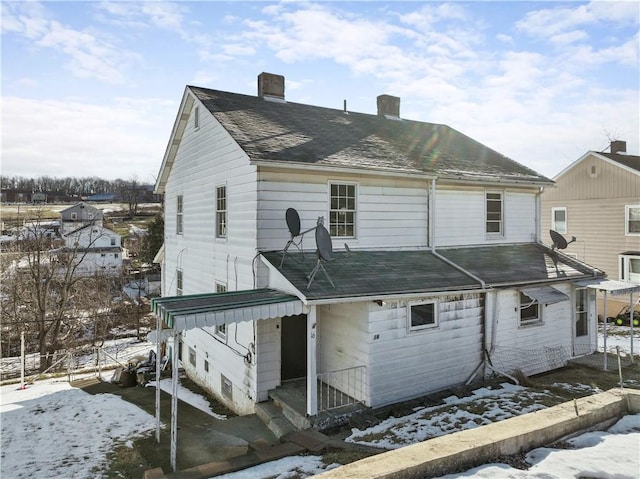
256, 172, 429, 251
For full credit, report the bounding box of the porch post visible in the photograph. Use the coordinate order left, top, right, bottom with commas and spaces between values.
306, 305, 318, 416
603, 291, 608, 371
630, 293, 635, 364
170, 330, 179, 472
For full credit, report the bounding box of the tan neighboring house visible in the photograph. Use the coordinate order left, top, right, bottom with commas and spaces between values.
541, 140, 640, 319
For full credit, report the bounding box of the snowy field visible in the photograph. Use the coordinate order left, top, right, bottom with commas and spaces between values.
0, 327, 638, 478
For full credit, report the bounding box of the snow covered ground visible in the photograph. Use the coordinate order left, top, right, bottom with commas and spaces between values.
0, 327, 638, 478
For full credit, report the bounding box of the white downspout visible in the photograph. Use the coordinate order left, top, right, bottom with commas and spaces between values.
306, 305, 318, 416
429, 179, 436, 248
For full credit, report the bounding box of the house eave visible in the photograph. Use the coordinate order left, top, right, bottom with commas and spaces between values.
253, 160, 437, 181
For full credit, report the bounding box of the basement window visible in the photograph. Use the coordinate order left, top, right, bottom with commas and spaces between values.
221, 374, 233, 399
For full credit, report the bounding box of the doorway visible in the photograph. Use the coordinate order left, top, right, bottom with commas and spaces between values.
281, 314, 307, 381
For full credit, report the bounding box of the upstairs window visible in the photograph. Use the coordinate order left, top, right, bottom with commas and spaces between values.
519, 291, 540, 325
111, 237, 116, 246
176, 195, 183, 235
408, 301, 438, 331
626, 205, 640, 235
176, 269, 183, 296
216, 186, 227, 238
551, 207, 567, 234
194, 106, 199, 129
486, 191, 503, 235
619, 254, 640, 283
329, 183, 356, 237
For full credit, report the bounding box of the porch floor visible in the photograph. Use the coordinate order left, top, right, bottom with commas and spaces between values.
269, 378, 368, 431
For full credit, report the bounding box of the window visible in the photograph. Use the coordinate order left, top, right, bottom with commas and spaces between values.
216, 186, 227, 238
625, 205, 640, 235
551, 207, 567, 234
194, 106, 199, 129
204, 360, 209, 372
329, 183, 356, 237
408, 301, 438, 331
176, 195, 183, 235
176, 269, 183, 296
71, 212, 77, 220
111, 237, 116, 246
215, 283, 227, 337
575, 289, 588, 337
619, 254, 640, 283
114, 253, 119, 259
519, 291, 540, 325
486, 191, 503, 234
188, 347, 196, 367
221, 374, 233, 399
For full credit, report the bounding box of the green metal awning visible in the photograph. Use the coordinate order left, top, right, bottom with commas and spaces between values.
151, 288, 306, 331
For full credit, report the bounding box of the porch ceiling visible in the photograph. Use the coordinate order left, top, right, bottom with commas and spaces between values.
151, 288, 305, 331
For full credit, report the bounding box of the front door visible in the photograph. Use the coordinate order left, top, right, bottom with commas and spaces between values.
281, 314, 307, 381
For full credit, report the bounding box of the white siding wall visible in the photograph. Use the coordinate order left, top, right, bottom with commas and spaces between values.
329, 293, 485, 408
162, 97, 261, 414
257, 170, 429, 251
486, 284, 574, 377
435, 187, 538, 247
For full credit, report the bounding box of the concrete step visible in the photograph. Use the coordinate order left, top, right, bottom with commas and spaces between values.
254, 401, 297, 439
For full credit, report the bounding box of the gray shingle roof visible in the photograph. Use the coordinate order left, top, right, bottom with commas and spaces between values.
190, 86, 552, 184
600, 152, 640, 173
262, 244, 602, 301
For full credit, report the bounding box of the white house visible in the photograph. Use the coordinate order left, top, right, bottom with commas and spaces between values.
60, 203, 124, 276
152, 73, 612, 424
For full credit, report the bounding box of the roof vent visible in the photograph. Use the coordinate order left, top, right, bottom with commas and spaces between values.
377, 94, 400, 118
258, 72, 285, 102
610, 140, 627, 154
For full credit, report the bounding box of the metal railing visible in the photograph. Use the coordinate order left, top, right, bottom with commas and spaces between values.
317, 365, 366, 412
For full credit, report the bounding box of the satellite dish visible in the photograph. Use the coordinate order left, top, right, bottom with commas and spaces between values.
307, 224, 336, 289
285, 208, 301, 237
550, 230, 576, 251
316, 224, 333, 261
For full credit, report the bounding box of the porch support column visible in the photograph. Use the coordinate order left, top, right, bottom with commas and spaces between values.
306, 305, 318, 417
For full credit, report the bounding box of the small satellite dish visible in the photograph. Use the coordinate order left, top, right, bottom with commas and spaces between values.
285, 208, 301, 237
307, 224, 336, 289
550, 230, 576, 251
316, 224, 333, 261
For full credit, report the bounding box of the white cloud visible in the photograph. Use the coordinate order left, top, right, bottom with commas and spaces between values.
1, 97, 175, 181
550, 29, 589, 46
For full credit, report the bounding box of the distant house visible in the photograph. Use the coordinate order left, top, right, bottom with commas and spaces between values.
541, 141, 640, 318
84, 193, 119, 203
1, 189, 35, 203
152, 73, 611, 425
60, 202, 123, 275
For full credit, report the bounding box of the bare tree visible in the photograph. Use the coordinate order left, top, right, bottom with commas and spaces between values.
117, 177, 141, 218
0, 210, 114, 371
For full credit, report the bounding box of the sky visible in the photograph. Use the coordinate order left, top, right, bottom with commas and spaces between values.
1, 1, 639, 184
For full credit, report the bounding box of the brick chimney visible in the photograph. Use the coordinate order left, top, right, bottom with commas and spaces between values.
377, 94, 400, 118
258, 72, 285, 101
610, 140, 627, 154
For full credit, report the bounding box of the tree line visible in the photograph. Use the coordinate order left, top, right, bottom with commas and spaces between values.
1, 175, 151, 196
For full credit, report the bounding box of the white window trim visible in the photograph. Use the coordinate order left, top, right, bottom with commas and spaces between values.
176, 268, 183, 296
625, 205, 640, 236
551, 207, 567, 234
328, 181, 358, 239
407, 300, 439, 332
485, 190, 504, 237
216, 184, 227, 239
519, 291, 542, 326
176, 195, 184, 235
194, 105, 200, 129
619, 253, 640, 283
